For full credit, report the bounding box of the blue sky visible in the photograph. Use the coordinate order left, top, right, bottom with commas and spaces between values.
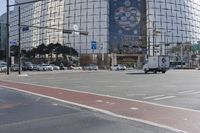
0, 0, 14, 16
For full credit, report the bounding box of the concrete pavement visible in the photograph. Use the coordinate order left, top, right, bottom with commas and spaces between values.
1, 87, 171, 133
0, 80, 199, 133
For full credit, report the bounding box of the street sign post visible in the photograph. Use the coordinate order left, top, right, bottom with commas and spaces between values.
10, 40, 17, 46
22, 26, 29, 32
91, 41, 97, 50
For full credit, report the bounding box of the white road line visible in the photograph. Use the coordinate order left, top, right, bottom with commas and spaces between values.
178, 90, 196, 94
143, 95, 165, 100
130, 107, 139, 110
96, 100, 103, 103
187, 91, 200, 95
154, 96, 176, 101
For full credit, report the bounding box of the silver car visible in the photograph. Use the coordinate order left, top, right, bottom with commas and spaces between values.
11, 64, 21, 71
49, 64, 60, 70
37, 64, 53, 71
0, 65, 7, 72
83, 64, 98, 70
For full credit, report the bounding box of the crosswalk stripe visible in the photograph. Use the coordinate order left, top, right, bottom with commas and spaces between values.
154, 96, 176, 101
143, 95, 165, 100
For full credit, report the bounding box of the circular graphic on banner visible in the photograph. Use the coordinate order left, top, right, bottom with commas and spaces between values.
162, 58, 167, 64
114, 6, 141, 31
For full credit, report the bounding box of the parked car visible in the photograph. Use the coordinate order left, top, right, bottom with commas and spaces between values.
22, 62, 33, 71
0, 65, 7, 72
37, 64, 53, 71
49, 64, 60, 70
110, 64, 126, 71
11, 64, 22, 71
33, 64, 38, 71
83, 64, 98, 70
0, 61, 7, 72
69, 65, 82, 70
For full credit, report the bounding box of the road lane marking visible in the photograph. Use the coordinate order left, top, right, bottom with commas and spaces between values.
96, 100, 103, 103
130, 107, 139, 110
178, 90, 196, 94
96, 100, 115, 105
3, 79, 200, 114
0, 84, 185, 133
187, 91, 200, 95
143, 95, 165, 100
154, 96, 176, 101
105, 102, 115, 105
5, 80, 200, 133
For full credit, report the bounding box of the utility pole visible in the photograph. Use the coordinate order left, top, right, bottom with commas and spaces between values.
152, 21, 155, 56
181, 43, 183, 69
6, 0, 10, 75
18, 6, 21, 75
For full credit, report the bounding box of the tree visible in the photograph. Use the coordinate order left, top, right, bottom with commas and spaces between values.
69, 47, 78, 56
23, 48, 37, 59
47, 43, 56, 61
10, 45, 19, 57
36, 43, 48, 58
54, 43, 62, 61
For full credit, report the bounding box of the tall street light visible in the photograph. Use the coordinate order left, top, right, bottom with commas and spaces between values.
6, 0, 10, 75
163, 31, 171, 55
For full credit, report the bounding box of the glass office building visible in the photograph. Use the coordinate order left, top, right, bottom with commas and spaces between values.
0, 13, 7, 51
147, 0, 200, 55
9, 0, 200, 56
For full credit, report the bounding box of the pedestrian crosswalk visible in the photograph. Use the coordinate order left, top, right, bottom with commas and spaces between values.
139, 90, 200, 101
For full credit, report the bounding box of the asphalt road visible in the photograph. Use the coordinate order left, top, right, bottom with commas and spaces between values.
1, 69, 200, 110
0, 87, 174, 133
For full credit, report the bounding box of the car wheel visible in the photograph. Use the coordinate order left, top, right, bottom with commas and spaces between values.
162, 71, 166, 73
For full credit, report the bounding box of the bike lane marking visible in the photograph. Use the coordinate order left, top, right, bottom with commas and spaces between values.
1, 80, 200, 133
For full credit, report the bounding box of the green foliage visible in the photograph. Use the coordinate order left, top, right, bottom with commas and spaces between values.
22, 43, 79, 61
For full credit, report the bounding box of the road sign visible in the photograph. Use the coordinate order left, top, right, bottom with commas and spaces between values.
91, 41, 97, 50
22, 26, 29, 32
10, 40, 17, 45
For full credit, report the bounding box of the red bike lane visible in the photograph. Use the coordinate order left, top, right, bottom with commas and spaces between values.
0, 80, 199, 133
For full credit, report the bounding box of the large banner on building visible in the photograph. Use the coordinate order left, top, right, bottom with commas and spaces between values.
109, 0, 147, 54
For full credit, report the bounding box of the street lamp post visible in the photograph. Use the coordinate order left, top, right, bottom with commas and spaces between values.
152, 21, 155, 56
6, 0, 10, 75
163, 31, 171, 55
18, 6, 21, 75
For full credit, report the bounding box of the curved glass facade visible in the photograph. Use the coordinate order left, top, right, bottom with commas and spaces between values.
9, 0, 200, 56
147, 0, 200, 55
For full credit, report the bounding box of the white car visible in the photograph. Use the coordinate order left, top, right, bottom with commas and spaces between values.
50, 64, 60, 70
37, 64, 53, 71
110, 64, 126, 71
0, 65, 7, 72
70, 66, 82, 70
